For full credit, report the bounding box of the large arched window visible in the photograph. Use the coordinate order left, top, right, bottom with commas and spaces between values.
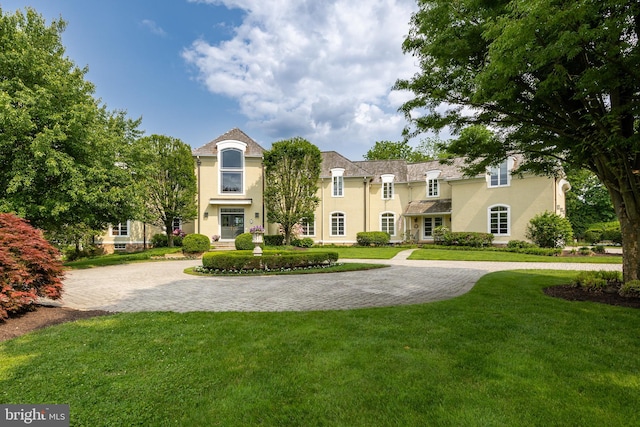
380, 212, 395, 236
489, 205, 510, 235
217, 140, 246, 195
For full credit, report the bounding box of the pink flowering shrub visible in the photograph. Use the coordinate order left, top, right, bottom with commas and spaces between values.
0, 213, 64, 319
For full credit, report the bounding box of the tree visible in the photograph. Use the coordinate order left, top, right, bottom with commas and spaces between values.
131, 135, 197, 247
395, 1, 640, 281
364, 139, 437, 162
0, 213, 63, 319
0, 8, 142, 235
564, 167, 616, 238
263, 137, 322, 245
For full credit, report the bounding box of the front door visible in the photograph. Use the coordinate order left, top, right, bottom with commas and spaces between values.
220, 208, 244, 240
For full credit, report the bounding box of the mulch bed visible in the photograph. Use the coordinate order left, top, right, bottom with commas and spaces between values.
0, 305, 113, 342
544, 285, 640, 309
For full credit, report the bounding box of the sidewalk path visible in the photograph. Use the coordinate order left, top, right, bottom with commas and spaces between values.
54, 250, 621, 313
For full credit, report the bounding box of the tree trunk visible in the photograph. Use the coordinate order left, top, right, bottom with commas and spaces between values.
617, 206, 640, 283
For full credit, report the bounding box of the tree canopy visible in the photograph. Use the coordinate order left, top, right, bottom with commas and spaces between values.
364, 139, 441, 162
130, 135, 197, 247
263, 137, 322, 244
396, 0, 640, 281
0, 8, 142, 234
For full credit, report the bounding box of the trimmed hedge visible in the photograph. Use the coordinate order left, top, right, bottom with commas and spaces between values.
265, 234, 285, 246
182, 234, 211, 254
441, 232, 494, 247
420, 244, 561, 256
356, 231, 390, 246
202, 250, 339, 272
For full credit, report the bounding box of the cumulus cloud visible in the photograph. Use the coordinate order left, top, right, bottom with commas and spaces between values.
183, 0, 419, 157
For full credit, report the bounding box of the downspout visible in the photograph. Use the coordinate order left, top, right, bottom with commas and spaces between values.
363, 177, 369, 232
262, 157, 266, 228
197, 156, 201, 234
320, 178, 325, 245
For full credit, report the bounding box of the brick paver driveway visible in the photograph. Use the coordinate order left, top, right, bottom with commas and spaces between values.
55, 251, 621, 312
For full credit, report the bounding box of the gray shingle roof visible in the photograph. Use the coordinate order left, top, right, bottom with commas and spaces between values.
192, 128, 266, 157
404, 199, 453, 216
320, 151, 371, 178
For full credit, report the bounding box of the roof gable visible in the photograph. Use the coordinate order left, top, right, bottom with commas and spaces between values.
192, 128, 266, 157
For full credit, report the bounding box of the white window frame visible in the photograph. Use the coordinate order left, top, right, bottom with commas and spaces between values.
331, 168, 345, 197
217, 140, 247, 195
488, 204, 510, 236
380, 212, 396, 236
300, 218, 316, 237
110, 221, 130, 237
423, 216, 443, 238
381, 174, 395, 200
172, 218, 182, 232
426, 170, 441, 198
487, 158, 514, 188
330, 211, 346, 236
114, 243, 127, 251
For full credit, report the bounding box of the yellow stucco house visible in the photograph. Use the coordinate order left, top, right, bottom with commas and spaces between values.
98, 128, 570, 251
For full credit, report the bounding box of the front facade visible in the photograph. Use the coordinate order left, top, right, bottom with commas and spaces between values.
99, 128, 570, 249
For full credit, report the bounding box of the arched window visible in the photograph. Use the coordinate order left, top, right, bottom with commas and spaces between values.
217, 140, 246, 195
380, 212, 395, 236
489, 205, 510, 235
330, 212, 345, 236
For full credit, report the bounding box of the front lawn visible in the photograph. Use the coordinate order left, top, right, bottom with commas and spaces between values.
64, 247, 183, 269
306, 246, 409, 259
409, 247, 623, 263
1, 271, 638, 426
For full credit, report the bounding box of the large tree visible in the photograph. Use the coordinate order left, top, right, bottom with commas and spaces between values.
395, 0, 640, 281
364, 139, 439, 162
130, 135, 197, 247
0, 8, 142, 234
263, 137, 322, 245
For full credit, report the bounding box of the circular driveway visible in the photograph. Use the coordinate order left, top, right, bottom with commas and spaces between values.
54, 251, 622, 312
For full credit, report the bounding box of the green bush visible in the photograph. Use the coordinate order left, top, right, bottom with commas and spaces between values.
235, 232, 261, 250
601, 229, 622, 245
442, 232, 493, 247
292, 237, 314, 248
526, 211, 573, 248
571, 270, 622, 292
356, 232, 390, 246
173, 235, 183, 247
592, 245, 606, 254
507, 240, 537, 249
202, 251, 339, 272
265, 234, 284, 246
619, 280, 640, 298
182, 234, 211, 254
152, 233, 168, 248
578, 246, 593, 256
64, 245, 104, 261
583, 230, 601, 244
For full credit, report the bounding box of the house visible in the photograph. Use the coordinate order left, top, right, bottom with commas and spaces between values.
98, 128, 570, 250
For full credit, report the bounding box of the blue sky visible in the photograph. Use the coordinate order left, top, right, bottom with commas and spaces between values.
2, 0, 431, 160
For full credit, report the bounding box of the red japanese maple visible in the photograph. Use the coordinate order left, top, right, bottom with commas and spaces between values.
0, 213, 64, 319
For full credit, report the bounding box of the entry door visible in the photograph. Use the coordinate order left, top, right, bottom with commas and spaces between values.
221, 208, 244, 239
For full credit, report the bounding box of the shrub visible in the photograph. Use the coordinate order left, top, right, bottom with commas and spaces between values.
265, 234, 285, 246
583, 230, 601, 244
292, 237, 314, 248
601, 229, 622, 245
526, 211, 573, 248
64, 245, 104, 261
619, 280, 640, 298
235, 232, 260, 250
433, 225, 449, 244
571, 270, 622, 292
507, 240, 537, 249
578, 246, 592, 256
592, 245, 606, 254
356, 232, 390, 246
442, 232, 493, 247
201, 251, 338, 272
0, 213, 64, 319
182, 234, 211, 254
173, 236, 183, 247
152, 233, 168, 248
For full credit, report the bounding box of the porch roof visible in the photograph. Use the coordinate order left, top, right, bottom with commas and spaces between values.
403, 199, 452, 216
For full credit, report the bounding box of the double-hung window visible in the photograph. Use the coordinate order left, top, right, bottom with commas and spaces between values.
489, 160, 509, 187
380, 212, 395, 236
331, 168, 345, 197
381, 174, 394, 200
300, 218, 315, 236
111, 221, 129, 237
331, 212, 345, 236
426, 170, 441, 198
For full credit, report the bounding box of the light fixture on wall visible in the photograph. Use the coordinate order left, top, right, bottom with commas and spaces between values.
204, 211, 209, 219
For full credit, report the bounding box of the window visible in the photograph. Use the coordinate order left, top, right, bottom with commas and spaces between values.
489, 160, 509, 187
114, 243, 126, 251
220, 148, 243, 193
330, 212, 345, 236
489, 205, 510, 235
381, 174, 394, 200
300, 218, 315, 236
424, 217, 443, 238
111, 221, 129, 237
380, 212, 395, 236
172, 218, 181, 232
426, 170, 441, 197
331, 168, 345, 197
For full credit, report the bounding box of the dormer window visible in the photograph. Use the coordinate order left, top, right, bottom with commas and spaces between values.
218, 141, 246, 194
331, 168, 345, 197
488, 158, 514, 188
381, 174, 394, 199
426, 170, 441, 197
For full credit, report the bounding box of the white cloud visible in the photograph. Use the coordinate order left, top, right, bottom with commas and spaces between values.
183, 0, 419, 158
141, 19, 167, 37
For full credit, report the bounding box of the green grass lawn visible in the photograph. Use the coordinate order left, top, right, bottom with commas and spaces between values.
64, 247, 183, 269
306, 246, 409, 259
409, 247, 623, 263
1, 271, 638, 426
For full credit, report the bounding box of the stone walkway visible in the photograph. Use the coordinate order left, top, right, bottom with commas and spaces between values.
53, 250, 621, 313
